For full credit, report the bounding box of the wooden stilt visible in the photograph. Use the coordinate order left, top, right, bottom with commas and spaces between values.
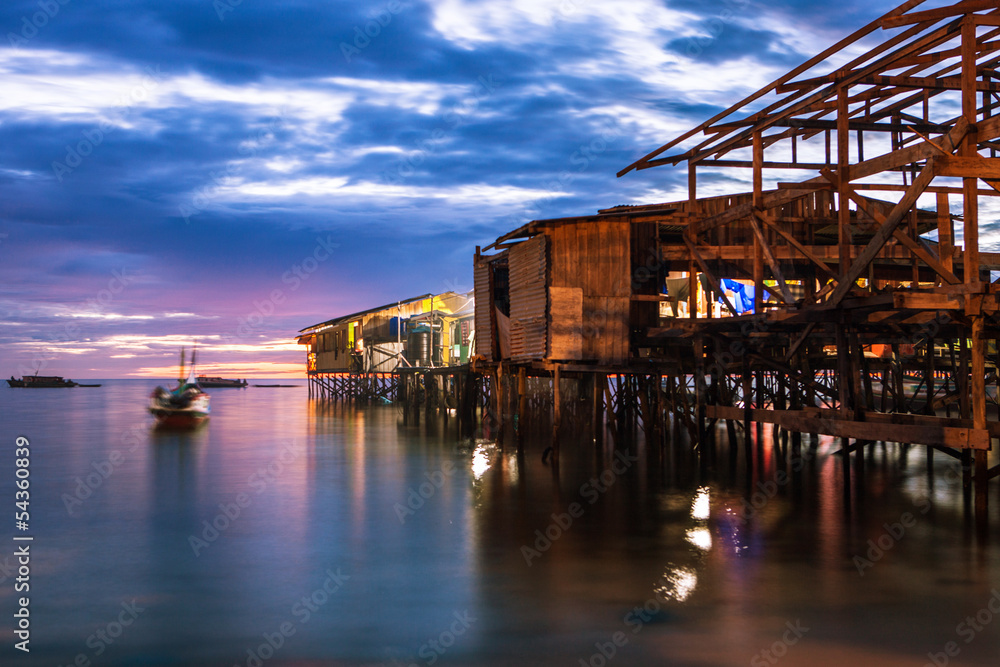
552, 365, 562, 466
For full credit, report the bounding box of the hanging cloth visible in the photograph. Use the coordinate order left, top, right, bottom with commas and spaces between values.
721, 279, 755, 314
664, 277, 690, 317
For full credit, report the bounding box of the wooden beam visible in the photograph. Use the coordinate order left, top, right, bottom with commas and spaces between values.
938, 192, 954, 275
684, 236, 739, 316
963, 16, 981, 288
694, 159, 836, 170
785, 321, 817, 361
892, 292, 962, 308
661, 243, 938, 262
937, 155, 1000, 178
889, 229, 962, 284
705, 405, 991, 449
684, 17, 965, 167
688, 115, 980, 237
767, 118, 952, 133
618, 0, 928, 176
881, 1, 999, 30
750, 212, 794, 303
825, 159, 938, 308
855, 74, 1000, 92
852, 183, 1000, 195
756, 215, 840, 280
837, 87, 852, 280
823, 169, 962, 284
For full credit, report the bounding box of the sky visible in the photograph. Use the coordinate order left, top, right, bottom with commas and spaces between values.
0, 0, 963, 378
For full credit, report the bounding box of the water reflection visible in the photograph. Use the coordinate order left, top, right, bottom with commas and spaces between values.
655, 566, 698, 602
3, 381, 1000, 665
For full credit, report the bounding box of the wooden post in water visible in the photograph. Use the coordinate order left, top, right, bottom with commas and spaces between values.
495, 364, 505, 448
742, 355, 753, 478
517, 366, 527, 453
551, 365, 562, 465
694, 337, 706, 457
592, 373, 604, 449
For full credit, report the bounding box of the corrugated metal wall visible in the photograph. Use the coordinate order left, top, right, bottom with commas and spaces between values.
508, 235, 548, 361
368, 342, 404, 372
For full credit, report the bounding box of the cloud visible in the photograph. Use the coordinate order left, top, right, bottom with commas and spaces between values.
0, 0, 913, 377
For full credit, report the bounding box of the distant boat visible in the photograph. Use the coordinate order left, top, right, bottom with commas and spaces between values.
196, 376, 248, 388
148, 348, 210, 429
8, 375, 78, 388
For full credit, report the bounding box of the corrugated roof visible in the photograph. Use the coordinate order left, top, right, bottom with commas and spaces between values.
297, 294, 433, 334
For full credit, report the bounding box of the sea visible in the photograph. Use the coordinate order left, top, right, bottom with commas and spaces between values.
1, 378, 999, 666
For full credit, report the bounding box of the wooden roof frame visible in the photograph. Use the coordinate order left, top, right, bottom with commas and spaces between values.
617, 0, 1000, 312
618, 0, 1000, 176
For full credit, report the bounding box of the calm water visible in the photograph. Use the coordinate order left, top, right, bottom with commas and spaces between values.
2, 379, 1000, 666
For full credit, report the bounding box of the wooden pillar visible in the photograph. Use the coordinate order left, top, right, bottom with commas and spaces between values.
742, 355, 753, 477
688, 161, 697, 206
789, 353, 803, 494
594, 373, 605, 449
694, 337, 706, 452
753, 130, 764, 314
837, 324, 852, 417
973, 317, 988, 517
496, 364, 505, 448
516, 366, 527, 452
937, 193, 954, 284
925, 338, 935, 475
461, 371, 476, 438
654, 373, 664, 455
551, 365, 561, 465
772, 374, 780, 449
837, 86, 852, 280
639, 374, 653, 446
688, 264, 698, 319
962, 16, 988, 518
755, 368, 765, 450
843, 437, 852, 509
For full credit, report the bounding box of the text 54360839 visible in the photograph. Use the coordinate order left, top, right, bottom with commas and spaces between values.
13, 435, 33, 653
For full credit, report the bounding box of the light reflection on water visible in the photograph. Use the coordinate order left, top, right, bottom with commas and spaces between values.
1, 380, 999, 666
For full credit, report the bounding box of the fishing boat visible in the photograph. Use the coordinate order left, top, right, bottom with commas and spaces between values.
7, 375, 79, 388
196, 376, 248, 388
148, 348, 210, 429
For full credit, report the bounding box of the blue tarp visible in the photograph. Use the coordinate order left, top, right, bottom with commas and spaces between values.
721, 279, 754, 314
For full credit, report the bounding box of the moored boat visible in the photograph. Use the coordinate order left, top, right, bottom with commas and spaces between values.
148, 349, 211, 429
7, 375, 78, 388
196, 376, 248, 388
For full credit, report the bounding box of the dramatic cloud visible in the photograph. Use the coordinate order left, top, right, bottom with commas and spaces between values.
0, 0, 933, 377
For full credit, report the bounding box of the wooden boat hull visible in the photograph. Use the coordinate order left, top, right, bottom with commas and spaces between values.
149, 411, 209, 429
196, 376, 247, 388
148, 392, 210, 429
8, 377, 78, 388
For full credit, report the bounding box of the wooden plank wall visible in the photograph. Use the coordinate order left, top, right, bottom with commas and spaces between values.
548, 220, 631, 365
549, 286, 583, 360
630, 222, 660, 337
509, 236, 548, 361
474, 259, 494, 361
315, 322, 352, 372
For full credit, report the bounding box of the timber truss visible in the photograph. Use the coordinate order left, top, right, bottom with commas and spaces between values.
618, 0, 1000, 513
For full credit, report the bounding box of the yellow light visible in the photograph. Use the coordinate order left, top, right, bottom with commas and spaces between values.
691, 486, 710, 520
655, 566, 697, 602
686, 527, 712, 551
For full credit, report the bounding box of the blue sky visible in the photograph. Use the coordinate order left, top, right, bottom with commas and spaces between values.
0, 0, 930, 377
